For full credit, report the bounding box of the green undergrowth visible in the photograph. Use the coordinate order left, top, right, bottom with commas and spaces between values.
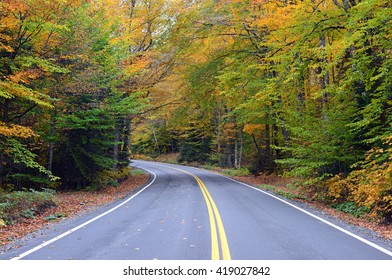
85, 167, 132, 191
202, 164, 251, 176
258, 184, 309, 201
129, 168, 146, 176
330, 201, 371, 218
0, 189, 56, 226
44, 213, 65, 221
220, 167, 250, 177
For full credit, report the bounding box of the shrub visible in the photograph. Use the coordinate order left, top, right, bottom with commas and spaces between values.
0, 190, 56, 225
332, 201, 370, 218
86, 167, 132, 191
325, 136, 392, 223
222, 167, 251, 177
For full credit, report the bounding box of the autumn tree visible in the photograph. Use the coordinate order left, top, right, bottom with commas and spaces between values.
0, 0, 156, 190
0, 0, 70, 189
134, 0, 390, 212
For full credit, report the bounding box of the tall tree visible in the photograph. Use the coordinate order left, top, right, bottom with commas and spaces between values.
0, 0, 70, 189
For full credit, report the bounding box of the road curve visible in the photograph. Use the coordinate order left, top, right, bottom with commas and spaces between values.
1, 160, 392, 260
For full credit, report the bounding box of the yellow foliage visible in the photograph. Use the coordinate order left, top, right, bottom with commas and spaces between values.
326, 136, 392, 220
243, 123, 264, 135
123, 56, 152, 77
0, 81, 53, 108
0, 122, 36, 138
324, 174, 346, 202
0, 41, 14, 53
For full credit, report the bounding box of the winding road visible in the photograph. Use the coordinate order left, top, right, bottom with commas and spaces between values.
2, 160, 392, 260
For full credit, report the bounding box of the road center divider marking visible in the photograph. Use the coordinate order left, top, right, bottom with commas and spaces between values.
163, 165, 231, 260
197, 177, 219, 260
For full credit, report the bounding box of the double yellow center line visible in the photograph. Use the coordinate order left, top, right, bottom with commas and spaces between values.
168, 166, 231, 260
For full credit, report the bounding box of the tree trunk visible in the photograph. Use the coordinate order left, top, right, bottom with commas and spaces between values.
0, 144, 4, 185
239, 129, 243, 168
319, 34, 330, 120
112, 121, 121, 170
216, 108, 222, 166
226, 143, 232, 167
265, 123, 272, 173
129, 0, 136, 21
119, 115, 132, 167
47, 114, 56, 172
48, 142, 54, 172
152, 125, 160, 155
234, 131, 238, 169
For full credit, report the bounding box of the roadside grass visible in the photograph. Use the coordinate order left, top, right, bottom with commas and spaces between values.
257, 184, 309, 201
202, 164, 251, 177
130, 169, 146, 176
152, 153, 180, 164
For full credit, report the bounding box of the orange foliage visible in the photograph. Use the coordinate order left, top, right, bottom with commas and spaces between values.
243, 123, 264, 135
326, 136, 392, 221
0, 122, 36, 138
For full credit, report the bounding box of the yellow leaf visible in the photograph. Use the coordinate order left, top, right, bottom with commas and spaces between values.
0, 122, 36, 138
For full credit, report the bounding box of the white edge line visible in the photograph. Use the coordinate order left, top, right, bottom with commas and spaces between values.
220, 174, 392, 257
11, 167, 157, 260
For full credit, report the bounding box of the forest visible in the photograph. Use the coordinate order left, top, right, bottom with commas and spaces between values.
1, 0, 391, 224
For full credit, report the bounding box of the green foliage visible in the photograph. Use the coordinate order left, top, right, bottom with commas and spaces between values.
1, 0, 146, 192
178, 136, 212, 164
0, 190, 56, 224
44, 213, 65, 221
178, 123, 212, 164
332, 202, 370, 218
221, 167, 250, 177
5, 138, 59, 181
129, 169, 146, 176
0, 137, 60, 190
16, 56, 69, 75
276, 92, 360, 180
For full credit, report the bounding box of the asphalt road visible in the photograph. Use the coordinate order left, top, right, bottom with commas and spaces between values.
2, 160, 392, 260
